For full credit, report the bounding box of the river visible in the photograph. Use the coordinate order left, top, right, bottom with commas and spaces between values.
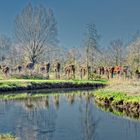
0, 89, 140, 140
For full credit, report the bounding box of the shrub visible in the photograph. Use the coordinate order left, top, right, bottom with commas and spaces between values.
10, 71, 48, 80
89, 73, 101, 80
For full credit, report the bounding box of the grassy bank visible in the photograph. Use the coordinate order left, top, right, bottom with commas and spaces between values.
0, 79, 107, 92
0, 134, 17, 140
94, 79, 140, 115
94, 90, 140, 104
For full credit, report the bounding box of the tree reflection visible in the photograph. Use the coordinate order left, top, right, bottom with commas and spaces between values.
45, 96, 49, 108
25, 98, 34, 109
53, 95, 60, 110
11, 96, 58, 140
67, 94, 75, 105
79, 92, 99, 140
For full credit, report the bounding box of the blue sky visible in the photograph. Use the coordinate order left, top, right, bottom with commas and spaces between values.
0, 0, 140, 48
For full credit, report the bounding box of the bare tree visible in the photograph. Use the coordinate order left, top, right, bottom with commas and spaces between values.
100, 48, 112, 67
83, 24, 100, 79
65, 47, 78, 65
127, 33, 140, 72
109, 39, 125, 66
0, 35, 11, 64
14, 3, 58, 66
9, 44, 24, 66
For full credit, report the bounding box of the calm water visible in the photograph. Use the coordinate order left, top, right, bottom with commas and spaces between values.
0, 90, 140, 140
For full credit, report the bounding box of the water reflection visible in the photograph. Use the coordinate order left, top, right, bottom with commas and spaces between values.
0, 90, 140, 140
79, 92, 99, 140
53, 95, 60, 110
95, 102, 140, 121
67, 94, 75, 105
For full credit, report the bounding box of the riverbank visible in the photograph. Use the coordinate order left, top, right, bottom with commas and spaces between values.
94, 79, 140, 116
0, 79, 107, 92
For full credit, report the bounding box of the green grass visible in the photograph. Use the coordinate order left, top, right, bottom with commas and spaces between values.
0, 79, 107, 89
0, 79, 107, 83
0, 134, 17, 140
94, 89, 140, 103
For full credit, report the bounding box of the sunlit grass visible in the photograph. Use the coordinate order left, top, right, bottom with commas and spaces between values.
94, 78, 140, 103
94, 89, 140, 103
0, 79, 107, 89
0, 134, 17, 140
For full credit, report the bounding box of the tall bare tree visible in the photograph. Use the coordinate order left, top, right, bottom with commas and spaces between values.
84, 24, 100, 79
14, 3, 58, 65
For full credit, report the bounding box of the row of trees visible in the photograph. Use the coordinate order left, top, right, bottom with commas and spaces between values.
0, 3, 140, 75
